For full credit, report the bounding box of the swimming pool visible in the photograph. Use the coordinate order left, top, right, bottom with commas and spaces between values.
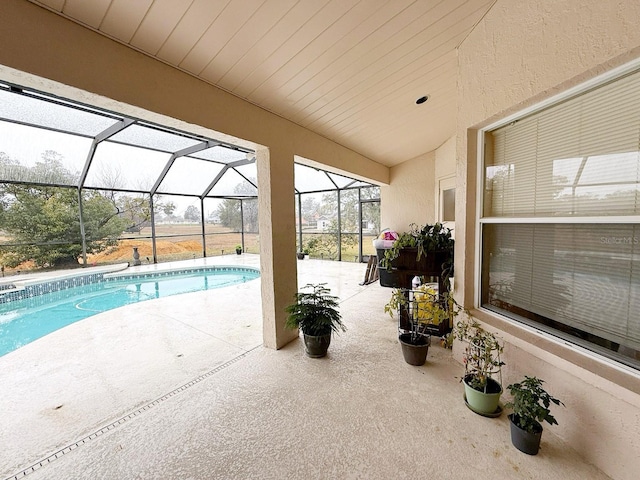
0, 266, 260, 357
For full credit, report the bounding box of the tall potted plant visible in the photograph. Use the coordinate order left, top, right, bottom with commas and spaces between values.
285, 283, 346, 358
385, 285, 463, 366
505, 376, 564, 455
454, 318, 505, 415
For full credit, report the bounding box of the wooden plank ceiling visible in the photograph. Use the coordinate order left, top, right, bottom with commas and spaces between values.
29, 0, 495, 167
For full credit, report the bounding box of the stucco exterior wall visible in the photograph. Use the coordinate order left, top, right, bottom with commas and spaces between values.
381, 151, 435, 232
435, 136, 456, 181
381, 136, 456, 232
456, 1, 640, 479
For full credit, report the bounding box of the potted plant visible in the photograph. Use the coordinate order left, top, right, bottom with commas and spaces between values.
454, 317, 505, 415
385, 284, 463, 366
235, 244, 242, 255
505, 376, 564, 455
285, 283, 346, 358
296, 242, 311, 259
377, 223, 454, 294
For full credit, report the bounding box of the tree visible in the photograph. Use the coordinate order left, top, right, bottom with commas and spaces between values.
162, 201, 176, 217
242, 198, 259, 232
1, 184, 128, 267
337, 189, 359, 233
118, 195, 151, 233
184, 205, 200, 222
299, 195, 320, 228
302, 187, 380, 259
215, 177, 258, 231
0, 150, 78, 185
215, 198, 241, 230
91, 160, 173, 229
0, 154, 128, 267
361, 187, 381, 233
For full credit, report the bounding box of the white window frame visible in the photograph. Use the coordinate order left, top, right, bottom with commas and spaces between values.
437, 175, 456, 229
474, 57, 640, 370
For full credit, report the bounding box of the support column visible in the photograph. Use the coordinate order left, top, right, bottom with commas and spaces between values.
256, 146, 299, 349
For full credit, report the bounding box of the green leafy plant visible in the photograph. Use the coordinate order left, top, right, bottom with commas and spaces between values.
454, 317, 505, 391
380, 223, 454, 291
506, 376, 564, 433
285, 283, 346, 336
385, 286, 464, 343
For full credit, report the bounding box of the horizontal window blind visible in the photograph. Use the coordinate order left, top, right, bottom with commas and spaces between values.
482, 223, 640, 352
485, 70, 640, 218
481, 66, 640, 368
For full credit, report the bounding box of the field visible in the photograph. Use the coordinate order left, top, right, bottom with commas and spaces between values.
89, 224, 259, 265
0, 225, 257, 274
0, 224, 377, 274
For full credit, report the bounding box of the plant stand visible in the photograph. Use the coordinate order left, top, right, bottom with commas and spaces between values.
397, 288, 451, 336
377, 247, 450, 294
396, 288, 438, 365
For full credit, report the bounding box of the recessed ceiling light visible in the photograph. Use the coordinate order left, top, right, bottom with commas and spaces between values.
416, 95, 429, 105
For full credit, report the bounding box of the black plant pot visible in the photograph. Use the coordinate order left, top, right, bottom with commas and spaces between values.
509, 414, 543, 455
398, 333, 430, 366
303, 333, 331, 358
297, 252, 305, 260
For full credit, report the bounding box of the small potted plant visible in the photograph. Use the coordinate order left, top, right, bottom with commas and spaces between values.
296, 245, 310, 260
235, 244, 242, 255
385, 284, 463, 366
454, 317, 505, 415
285, 283, 346, 358
505, 376, 564, 455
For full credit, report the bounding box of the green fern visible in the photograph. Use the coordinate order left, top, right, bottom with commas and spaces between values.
285, 283, 345, 336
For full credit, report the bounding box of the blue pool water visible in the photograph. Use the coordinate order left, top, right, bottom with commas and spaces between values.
0, 267, 260, 357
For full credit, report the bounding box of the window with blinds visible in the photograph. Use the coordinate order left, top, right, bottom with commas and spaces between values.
480, 68, 640, 369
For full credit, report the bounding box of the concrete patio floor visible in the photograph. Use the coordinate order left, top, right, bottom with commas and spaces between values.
0, 255, 609, 479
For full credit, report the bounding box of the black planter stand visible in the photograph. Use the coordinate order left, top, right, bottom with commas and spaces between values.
377, 247, 450, 294
509, 414, 543, 455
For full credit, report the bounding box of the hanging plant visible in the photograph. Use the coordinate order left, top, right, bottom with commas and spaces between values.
380, 223, 454, 291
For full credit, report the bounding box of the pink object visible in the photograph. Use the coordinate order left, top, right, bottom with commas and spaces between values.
381, 230, 398, 241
